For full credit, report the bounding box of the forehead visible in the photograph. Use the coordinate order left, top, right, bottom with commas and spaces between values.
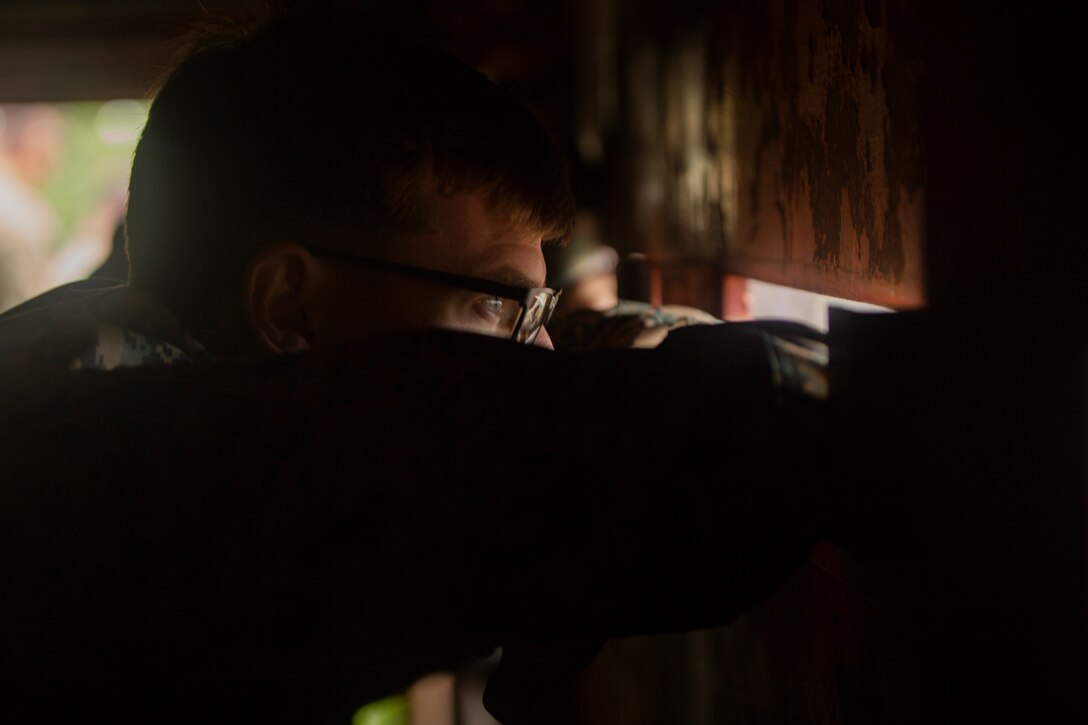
400, 192, 547, 288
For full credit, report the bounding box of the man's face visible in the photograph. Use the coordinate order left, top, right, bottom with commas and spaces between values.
312, 191, 554, 348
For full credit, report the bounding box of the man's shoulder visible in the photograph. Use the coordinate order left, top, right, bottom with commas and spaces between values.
0, 280, 210, 372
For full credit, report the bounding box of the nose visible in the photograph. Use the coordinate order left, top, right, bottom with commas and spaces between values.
533, 326, 555, 350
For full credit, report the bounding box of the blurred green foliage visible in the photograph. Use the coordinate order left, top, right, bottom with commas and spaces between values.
351, 694, 410, 725
39, 100, 148, 250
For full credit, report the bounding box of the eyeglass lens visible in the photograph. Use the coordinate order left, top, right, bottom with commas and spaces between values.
516, 291, 552, 344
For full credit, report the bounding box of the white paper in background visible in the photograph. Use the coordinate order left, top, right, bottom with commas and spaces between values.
746, 278, 892, 332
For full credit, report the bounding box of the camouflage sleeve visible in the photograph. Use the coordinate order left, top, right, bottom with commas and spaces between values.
70, 327, 193, 371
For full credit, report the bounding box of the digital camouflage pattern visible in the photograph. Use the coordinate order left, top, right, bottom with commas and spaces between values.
0, 279, 210, 372
547, 299, 723, 352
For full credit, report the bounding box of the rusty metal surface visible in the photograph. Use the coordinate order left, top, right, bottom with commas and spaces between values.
0, 1, 255, 102
722, 0, 924, 307
601, 0, 925, 308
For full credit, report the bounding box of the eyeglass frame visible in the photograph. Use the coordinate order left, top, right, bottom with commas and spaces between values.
304, 245, 562, 344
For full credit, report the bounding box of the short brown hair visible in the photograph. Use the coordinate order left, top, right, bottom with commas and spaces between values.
126, 3, 573, 327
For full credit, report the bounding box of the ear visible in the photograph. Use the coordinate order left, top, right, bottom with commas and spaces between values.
244, 243, 318, 354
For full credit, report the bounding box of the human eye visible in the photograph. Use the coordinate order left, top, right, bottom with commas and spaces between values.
467, 294, 519, 337
476, 295, 506, 320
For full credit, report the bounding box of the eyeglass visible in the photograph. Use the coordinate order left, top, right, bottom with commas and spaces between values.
305, 246, 562, 344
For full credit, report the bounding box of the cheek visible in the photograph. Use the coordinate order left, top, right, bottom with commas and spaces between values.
311, 272, 394, 342
324, 275, 459, 341
534, 326, 555, 350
